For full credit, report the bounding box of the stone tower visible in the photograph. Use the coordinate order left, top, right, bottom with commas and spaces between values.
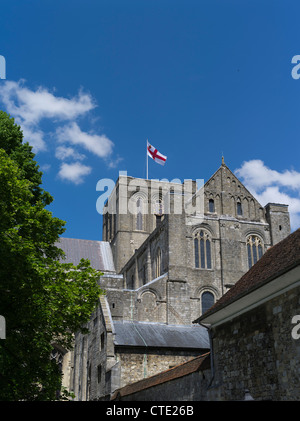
102, 173, 198, 273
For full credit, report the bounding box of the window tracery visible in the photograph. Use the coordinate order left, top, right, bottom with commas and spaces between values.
247, 235, 263, 268
194, 230, 212, 269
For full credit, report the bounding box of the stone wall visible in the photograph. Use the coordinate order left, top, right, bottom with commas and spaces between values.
208, 285, 300, 401
118, 368, 212, 401
116, 348, 202, 390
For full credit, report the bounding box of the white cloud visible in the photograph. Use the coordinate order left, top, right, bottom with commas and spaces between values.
58, 162, 92, 185
107, 155, 124, 168
21, 124, 47, 152
56, 122, 113, 158
0, 80, 96, 152
40, 163, 51, 172
55, 145, 86, 161
0, 80, 95, 124
0, 79, 118, 184
235, 159, 300, 192
235, 160, 300, 231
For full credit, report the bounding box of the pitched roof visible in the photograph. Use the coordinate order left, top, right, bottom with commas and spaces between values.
55, 237, 115, 272
113, 320, 210, 350
204, 161, 264, 209
196, 228, 300, 323
111, 352, 210, 400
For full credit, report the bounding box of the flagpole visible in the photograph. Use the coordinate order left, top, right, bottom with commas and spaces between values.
146, 139, 148, 180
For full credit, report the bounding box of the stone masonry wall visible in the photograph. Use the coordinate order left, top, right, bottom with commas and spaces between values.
208, 285, 300, 401
116, 349, 201, 389
119, 368, 212, 401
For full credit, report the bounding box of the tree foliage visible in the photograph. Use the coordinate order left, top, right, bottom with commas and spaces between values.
0, 111, 104, 400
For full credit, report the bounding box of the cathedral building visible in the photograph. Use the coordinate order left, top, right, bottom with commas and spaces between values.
57, 158, 290, 400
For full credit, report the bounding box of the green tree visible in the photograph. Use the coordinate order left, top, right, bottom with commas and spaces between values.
0, 111, 104, 400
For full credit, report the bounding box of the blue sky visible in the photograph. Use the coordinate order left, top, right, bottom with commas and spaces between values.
1, 0, 300, 240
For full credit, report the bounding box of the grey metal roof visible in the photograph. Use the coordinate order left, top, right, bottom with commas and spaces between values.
55, 238, 115, 272
113, 321, 210, 350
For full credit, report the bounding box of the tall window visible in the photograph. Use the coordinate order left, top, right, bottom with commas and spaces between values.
209, 199, 215, 213
155, 247, 161, 278
247, 235, 263, 268
194, 230, 212, 269
201, 291, 215, 314
136, 198, 143, 230
237, 201, 242, 215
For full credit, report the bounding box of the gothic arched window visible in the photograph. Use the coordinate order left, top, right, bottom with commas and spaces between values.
237, 201, 243, 216
247, 235, 264, 268
209, 199, 215, 213
194, 230, 212, 269
201, 291, 215, 315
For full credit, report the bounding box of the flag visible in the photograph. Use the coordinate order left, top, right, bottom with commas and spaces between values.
147, 141, 167, 166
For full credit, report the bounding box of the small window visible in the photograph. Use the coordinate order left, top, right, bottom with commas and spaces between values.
97, 365, 102, 383
209, 199, 215, 213
155, 248, 161, 278
237, 202, 242, 215
100, 332, 105, 350
201, 291, 215, 314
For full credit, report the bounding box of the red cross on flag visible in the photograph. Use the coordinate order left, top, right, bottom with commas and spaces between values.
147, 141, 167, 166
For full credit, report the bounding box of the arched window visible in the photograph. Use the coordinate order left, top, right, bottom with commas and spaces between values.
247, 235, 264, 268
194, 230, 212, 269
155, 247, 161, 278
237, 201, 242, 216
136, 198, 143, 230
209, 199, 215, 213
201, 291, 215, 315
